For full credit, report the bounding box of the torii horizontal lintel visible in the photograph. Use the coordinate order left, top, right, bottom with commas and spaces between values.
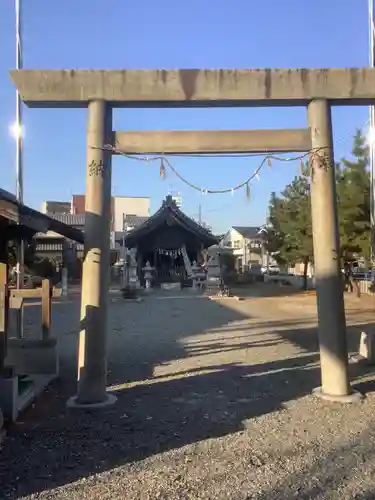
9, 68, 375, 108
112, 129, 312, 154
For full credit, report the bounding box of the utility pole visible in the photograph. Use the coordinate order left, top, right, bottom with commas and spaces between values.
122, 213, 128, 286
265, 206, 270, 273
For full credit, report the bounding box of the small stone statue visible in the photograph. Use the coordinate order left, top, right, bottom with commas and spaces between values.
142, 261, 154, 291
129, 248, 137, 268
191, 260, 206, 291
128, 248, 140, 289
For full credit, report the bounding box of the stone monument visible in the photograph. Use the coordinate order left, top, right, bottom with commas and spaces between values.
206, 247, 221, 282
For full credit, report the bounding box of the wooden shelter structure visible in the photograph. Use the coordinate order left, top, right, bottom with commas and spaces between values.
125, 195, 218, 284
0, 188, 84, 259
0, 189, 84, 375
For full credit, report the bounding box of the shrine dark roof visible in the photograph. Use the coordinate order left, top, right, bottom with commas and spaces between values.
125, 195, 218, 248
0, 190, 84, 243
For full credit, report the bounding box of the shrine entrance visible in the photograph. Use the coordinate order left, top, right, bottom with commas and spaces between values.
153, 249, 186, 284
11, 67, 375, 408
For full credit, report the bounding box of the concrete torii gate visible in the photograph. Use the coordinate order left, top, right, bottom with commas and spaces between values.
10, 67, 374, 408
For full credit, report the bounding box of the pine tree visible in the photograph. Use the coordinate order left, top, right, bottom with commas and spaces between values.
264, 174, 313, 288
264, 129, 371, 288
336, 129, 371, 264
264, 192, 286, 263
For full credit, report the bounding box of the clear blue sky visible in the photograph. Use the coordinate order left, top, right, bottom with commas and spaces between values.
0, 0, 371, 232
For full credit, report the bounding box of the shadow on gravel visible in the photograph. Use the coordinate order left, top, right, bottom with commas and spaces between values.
1, 295, 375, 498
0, 355, 321, 499
252, 423, 375, 499
276, 319, 375, 356
233, 282, 311, 299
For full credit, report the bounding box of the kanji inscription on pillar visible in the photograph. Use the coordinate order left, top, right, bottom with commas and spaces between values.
88, 160, 105, 177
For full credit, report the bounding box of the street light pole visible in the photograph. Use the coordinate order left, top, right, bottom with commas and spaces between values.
369, 0, 375, 277
15, 0, 24, 289
15, 0, 23, 203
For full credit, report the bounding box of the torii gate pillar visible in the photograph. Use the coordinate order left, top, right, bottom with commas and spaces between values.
308, 99, 361, 403
68, 100, 116, 408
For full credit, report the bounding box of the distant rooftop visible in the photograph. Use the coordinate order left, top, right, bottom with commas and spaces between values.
47, 213, 85, 226
124, 214, 149, 228
232, 226, 262, 239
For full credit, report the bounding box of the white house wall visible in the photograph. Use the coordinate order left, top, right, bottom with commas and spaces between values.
221, 228, 268, 268
112, 197, 150, 232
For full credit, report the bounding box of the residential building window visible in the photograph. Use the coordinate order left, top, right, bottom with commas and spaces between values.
234, 240, 240, 249
249, 239, 262, 249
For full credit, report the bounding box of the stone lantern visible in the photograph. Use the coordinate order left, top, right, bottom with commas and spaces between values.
191, 261, 206, 290
142, 261, 154, 291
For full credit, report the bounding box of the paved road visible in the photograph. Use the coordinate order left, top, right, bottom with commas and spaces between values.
1, 290, 375, 499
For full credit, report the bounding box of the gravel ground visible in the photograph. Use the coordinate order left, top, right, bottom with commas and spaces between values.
1, 288, 375, 499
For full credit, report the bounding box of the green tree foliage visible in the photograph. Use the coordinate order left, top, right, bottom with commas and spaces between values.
263, 192, 287, 264
219, 251, 236, 272
31, 257, 56, 278
264, 174, 313, 288
7, 237, 58, 281
264, 129, 371, 279
7, 237, 37, 269
336, 129, 371, 263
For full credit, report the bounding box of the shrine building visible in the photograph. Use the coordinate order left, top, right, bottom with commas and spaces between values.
124, 195, 218, 285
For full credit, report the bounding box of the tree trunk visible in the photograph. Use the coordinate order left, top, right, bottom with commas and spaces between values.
345, 262, 360, 297
302, 257, 309, 291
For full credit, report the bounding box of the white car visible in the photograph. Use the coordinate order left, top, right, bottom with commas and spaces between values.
261, 265, 280, 275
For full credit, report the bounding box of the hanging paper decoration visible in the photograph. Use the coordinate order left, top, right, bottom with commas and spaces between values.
109, 142, 319, 198
245, 182, 250, 200
322, 154, 330, 170
160, 158, 167, 179
157, 248, 182, 258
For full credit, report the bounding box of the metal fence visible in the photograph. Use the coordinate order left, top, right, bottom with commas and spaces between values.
155, 266, 187, 283
359, 280, 375, 295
